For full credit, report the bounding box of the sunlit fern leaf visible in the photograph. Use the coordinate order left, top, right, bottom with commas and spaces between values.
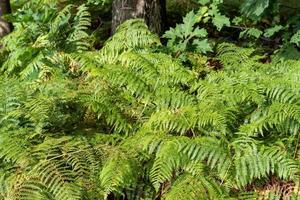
1, 3, 92, 80
154, 88, 196, 109
20, 52, 46, 80
144, 107, 196, 134
102, 19, 161, 53
240, 102, 300, 136
70, 51, 100, 72
150, 138, 196, 191
0, 130, 31, 166
233, 144, 300, 188
6, 169, 82, 200
236, 192, 259, 200
119, 51, 196, 86
264, 86, 300, 104
66, 5, 91, 52
48, 5, 72, 39
0, 78, 28, 127
81, 84, 134, 134
180, 137, 232, 180
164, 174, 227, 200
99, 150, 138, 198
3, 135, 107, 199
217, 42, 257, 69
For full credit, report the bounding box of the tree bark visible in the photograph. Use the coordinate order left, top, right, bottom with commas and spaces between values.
111, 0, 166, 35
0, 0, 12, 38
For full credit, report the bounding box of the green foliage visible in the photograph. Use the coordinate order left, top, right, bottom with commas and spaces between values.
86, 0, 108, 5
240, 28, 263, 39
1, 0, 300, 200
240, 0, 270, 20
291, 30, 300, 46
264, 25, 283, 38
196, 0, 230, 30
164, 11, 212, 55
0, 2, 91, 80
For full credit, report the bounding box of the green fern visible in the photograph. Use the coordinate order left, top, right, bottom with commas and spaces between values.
2, 9, 300, 200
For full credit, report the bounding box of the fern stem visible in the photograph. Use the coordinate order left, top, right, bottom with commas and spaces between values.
293, 132, 300, 159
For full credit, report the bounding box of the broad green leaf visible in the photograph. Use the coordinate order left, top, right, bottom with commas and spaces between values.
240, 28, 263, 39
163, 11, 211, 54
241, 0, 269, 19
192, 28, 208, 38
212, 14, 230, 31
193, 39, 212, 53
291, 30, 300, 46
264, 25, 283, 38
197, 0, 211, 5
183, 11, 198, 37
232, 16, 243, 25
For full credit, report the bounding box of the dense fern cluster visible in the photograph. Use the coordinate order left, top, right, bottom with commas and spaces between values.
0, 1, 91, 80
1, 1, 300, 200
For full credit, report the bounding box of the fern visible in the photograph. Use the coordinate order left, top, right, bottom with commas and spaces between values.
2, 8, 300, 199
1, 3, 92, 80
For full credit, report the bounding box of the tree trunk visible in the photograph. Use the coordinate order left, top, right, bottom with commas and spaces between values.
111, 0, 166, 35
0, 0, 12, 38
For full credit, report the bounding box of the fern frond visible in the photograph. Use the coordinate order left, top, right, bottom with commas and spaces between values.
66, 5, 91, 51
103, 19, 161, 53
99, 150, 138, 198
164, 174, 227, 200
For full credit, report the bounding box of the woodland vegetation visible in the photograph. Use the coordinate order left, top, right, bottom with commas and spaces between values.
1, 0, 300, 199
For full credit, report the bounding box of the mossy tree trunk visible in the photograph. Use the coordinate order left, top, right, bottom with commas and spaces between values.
111, 0, 166, 34
0, 0, 12, 37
